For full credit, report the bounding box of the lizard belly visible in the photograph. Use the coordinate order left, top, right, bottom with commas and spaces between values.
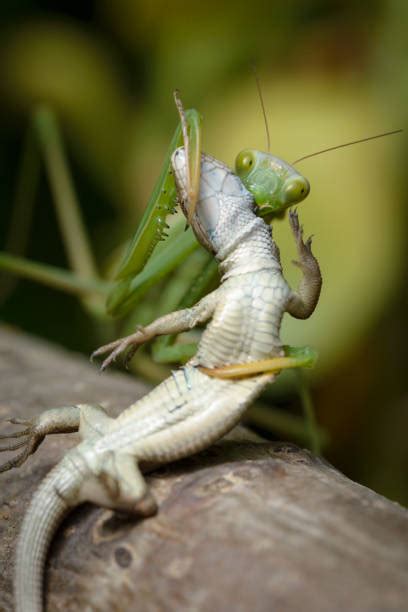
194, 269, 290, 367
95, 269, 289, 460
97, 366, 273, 462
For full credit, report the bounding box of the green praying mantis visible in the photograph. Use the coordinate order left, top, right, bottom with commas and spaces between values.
0, 88, 401, 452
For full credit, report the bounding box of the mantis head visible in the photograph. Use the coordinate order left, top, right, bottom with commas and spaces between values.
235, 149, 310, 218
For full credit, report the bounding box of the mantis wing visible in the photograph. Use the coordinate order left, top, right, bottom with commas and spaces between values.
111, 109, 201, 280
109, 108, 202, 317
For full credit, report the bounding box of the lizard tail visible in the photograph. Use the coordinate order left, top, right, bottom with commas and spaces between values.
15, 456, 80, 612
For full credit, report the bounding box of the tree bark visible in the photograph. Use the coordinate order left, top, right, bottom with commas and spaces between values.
0, 325, 407, 612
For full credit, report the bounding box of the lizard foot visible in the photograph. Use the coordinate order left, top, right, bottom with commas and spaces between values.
0, 417, 45, 473
91, 326, 147, 371
133, 491, 158, 517
288, 209, 318, 273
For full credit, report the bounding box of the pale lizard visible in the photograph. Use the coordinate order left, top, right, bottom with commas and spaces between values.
0, 146, 321, 611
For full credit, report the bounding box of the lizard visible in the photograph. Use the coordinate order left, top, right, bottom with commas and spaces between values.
0, 144, 321, 612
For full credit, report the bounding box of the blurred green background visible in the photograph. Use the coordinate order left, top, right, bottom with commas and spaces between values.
0, 1, 407, 503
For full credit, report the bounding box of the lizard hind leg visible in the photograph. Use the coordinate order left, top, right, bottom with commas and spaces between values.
0, 403, 112, 473
77, 403, 114, 440
78, 451, 158, 518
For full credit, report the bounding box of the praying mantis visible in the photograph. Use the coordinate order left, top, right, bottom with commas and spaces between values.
0, 94, 310, 340
1, 88, 399, 451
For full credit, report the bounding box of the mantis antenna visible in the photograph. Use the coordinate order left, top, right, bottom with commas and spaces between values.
251, 64, 271, 153
292, 129, 403, 165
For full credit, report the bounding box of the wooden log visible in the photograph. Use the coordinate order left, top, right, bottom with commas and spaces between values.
0, 325, 407, 612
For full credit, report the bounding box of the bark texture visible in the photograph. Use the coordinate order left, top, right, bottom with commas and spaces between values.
0, 325, 407, 612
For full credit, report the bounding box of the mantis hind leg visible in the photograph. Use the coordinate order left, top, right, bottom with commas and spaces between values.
0, 126, 40, 304
0, 404, 113, 473
294, 369, 322, 455
0, 106, 109, 317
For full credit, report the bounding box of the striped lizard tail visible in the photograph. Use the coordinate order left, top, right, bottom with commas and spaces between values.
15, 456, 81, 612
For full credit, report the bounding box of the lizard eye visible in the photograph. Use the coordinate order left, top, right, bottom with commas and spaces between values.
235, 150, 255, 174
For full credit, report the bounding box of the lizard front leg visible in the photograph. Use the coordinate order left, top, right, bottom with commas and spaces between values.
0, 404, 113, 472
92, 288, 220, 370
286, 209, 322, 319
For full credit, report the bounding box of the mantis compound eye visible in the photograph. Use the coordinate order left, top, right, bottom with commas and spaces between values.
283, 176, 310, 204
235, 150, 255, 175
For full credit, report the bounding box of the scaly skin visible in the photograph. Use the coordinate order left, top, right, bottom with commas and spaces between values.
0, 148, 321, 612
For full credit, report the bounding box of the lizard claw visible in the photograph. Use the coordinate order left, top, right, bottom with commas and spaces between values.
0, 418, 31, 435
90, 339, 119, 364
289, 209, 318, 272
289, 208, 304, 245
100, 341, 131, 372
0, 418, 45, 473
289, 207, 300, 229
124, 344, 140, 370
91, 326, 146, 371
